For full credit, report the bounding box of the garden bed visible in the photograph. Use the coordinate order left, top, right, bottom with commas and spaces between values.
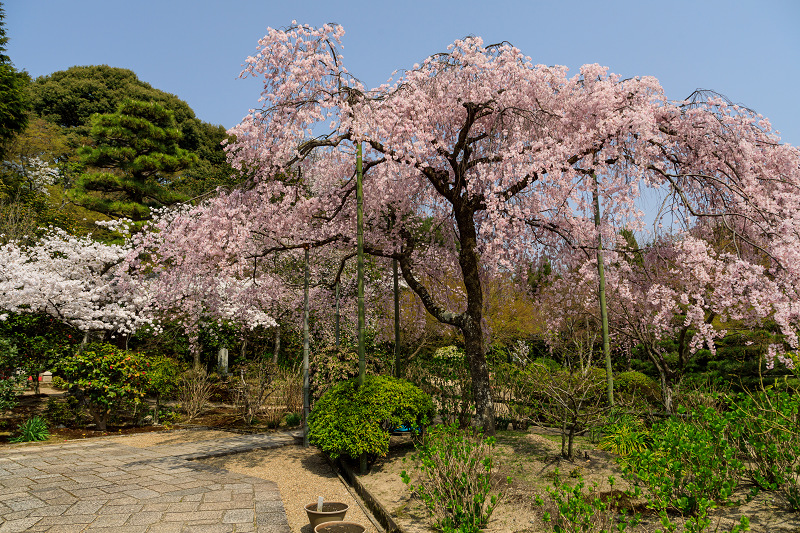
0, 384, 296, 445
353, 430, 800, 533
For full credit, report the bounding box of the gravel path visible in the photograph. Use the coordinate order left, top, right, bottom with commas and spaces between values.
200, 445, 381, 533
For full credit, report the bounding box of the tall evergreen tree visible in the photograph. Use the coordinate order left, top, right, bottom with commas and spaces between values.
70, 99, 197, 221
0, 2, 29, 156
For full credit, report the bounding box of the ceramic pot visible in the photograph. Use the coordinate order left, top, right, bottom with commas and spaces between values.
314, 520, 365, 533
304, 501, 349, 528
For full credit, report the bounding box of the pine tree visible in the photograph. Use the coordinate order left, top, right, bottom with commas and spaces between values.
0, 2, 29, 155
71, 99, 197, 220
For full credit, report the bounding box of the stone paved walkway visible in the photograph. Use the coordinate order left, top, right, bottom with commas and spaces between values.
0, 431, 297, 532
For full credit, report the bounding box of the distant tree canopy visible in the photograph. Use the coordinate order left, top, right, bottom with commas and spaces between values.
29, 65, 195, 134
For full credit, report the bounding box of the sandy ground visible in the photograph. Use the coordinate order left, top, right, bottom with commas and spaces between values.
200, 446, 381, 533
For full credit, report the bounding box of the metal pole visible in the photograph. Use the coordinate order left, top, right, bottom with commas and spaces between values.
302, 245, 311, 447
356, 142, 365, 388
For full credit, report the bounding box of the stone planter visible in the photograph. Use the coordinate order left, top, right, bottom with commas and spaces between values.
304, 501, 349, 528
314, 521, 365, 533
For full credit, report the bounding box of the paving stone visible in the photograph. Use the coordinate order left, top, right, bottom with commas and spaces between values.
0, 517, 43, 533
0, 432, 297, 532
223, 508, 255, 524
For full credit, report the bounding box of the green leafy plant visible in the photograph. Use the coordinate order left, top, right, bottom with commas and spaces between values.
284, 412, 301, 427
143, 354, 183, 424
533, 471, 640, 533
308, 375, 433, 462
0, 335, 25, 412
728, 386, 800, 511
614, 371, 661, 405
401, 424, 508, 533
54, 343, 151, 431
620, 405, 747, 530
406, 346, 474, 428
44, 396, 84, 427
10, 416, 50, 442
49, 375, 69, 390
310, 343, 387, 401
598, 414, 652, 456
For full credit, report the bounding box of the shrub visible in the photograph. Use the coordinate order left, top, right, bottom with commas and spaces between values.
177, 368, 212, 422
526, 365, 608, 460
284, 412, 301, 427
0, 336, 24, 412
401, 424, 508, 533
728, 387, 800, 511
10, 416, 49, 442
308, 375, 433, 461
44, 396, 84, 427
598, 414, 652, 456
614, 371, 660, 404
144, 355, 183, 424
311, 343, 387, 401
533, 472, 640, 533
54, 343, 151, 431
406, 346, 474, 427
50, 375, 69, 390
620, 405, 746, 530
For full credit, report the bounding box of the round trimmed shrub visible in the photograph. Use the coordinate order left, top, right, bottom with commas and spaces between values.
308, 375, 434, 460
615, 370, 660, 403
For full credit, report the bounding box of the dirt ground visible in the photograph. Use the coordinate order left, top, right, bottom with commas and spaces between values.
0, 385, 296, 444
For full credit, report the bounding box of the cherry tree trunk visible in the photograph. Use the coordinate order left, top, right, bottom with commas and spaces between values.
658, 371, 677, 415
463, 318, 495, 435
272, 327, 281, 365
456, 207, 496, 435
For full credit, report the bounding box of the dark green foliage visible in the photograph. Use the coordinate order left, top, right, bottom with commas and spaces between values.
614, 371, 660, 404
308, 375, 433, 461
684, 328, 787, 392
0, 312, 77, 395
29, 66, 195, 134
284, 412, 301, 427
0, 334, 24, 412
44, 396, 84, 427
310, 342, 387, 401
0, 3, 28, 154
9, 416, 49, 442
143, 355, 184, 424
71, 99, 197, 220
401, 424, 508, 533
171, 120, 237, 197
406, 346, 473, 427
28, 65, 234, 198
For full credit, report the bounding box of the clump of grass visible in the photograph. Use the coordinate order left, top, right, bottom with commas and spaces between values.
10, 416, 50, 443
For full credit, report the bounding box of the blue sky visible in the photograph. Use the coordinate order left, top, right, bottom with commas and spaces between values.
7, 0, 800, 146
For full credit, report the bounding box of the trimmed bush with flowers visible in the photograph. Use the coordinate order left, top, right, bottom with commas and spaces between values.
54, 343, 152, 431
